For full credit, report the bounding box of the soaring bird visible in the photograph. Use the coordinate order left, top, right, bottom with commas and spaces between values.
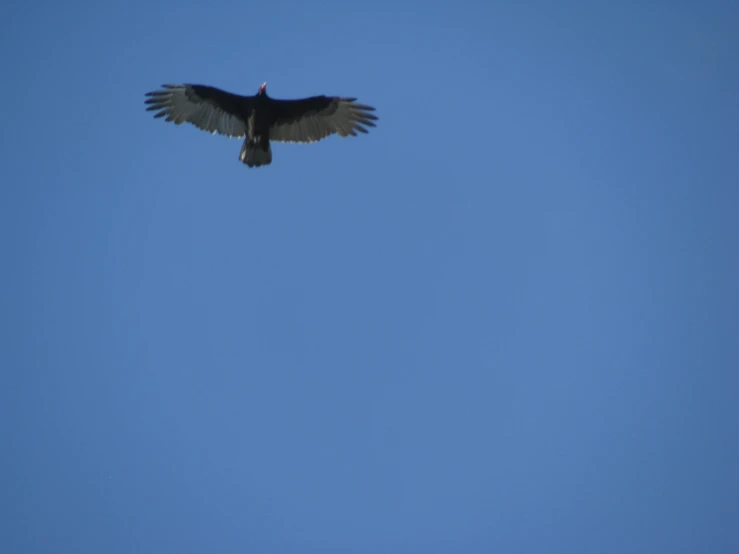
144, 82, 378, 167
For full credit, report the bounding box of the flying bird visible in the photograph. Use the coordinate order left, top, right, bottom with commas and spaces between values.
144, 82, 378, 168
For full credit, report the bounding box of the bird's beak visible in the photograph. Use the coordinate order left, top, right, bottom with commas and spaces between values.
259, 82, 267, 93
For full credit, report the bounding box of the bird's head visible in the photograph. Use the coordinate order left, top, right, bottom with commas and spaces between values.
258, 82, 267, 96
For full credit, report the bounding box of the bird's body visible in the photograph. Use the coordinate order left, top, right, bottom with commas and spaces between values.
144, 83, 377, 167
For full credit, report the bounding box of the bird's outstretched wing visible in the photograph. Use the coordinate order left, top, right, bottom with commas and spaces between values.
145, 84, 250, 138
267, 96, 378, 143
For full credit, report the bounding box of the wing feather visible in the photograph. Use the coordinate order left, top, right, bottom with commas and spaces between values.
144, 84, 250, 138
267, 96, 378, 143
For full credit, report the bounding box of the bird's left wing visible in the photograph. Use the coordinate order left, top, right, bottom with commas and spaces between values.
145, 84, 250, 137
267, 96, 377, 143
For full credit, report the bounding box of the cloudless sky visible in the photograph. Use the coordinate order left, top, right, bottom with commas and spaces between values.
2, 0, 738, 552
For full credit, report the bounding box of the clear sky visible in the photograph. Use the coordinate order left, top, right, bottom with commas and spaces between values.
2, 0, 738, 552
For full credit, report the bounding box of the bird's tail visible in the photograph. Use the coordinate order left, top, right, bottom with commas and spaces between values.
239, 137, 272, 168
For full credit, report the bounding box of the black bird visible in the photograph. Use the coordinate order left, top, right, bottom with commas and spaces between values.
144, 82, 378, 167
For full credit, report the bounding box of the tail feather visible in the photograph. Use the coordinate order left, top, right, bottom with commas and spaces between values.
239, 137, 272, 168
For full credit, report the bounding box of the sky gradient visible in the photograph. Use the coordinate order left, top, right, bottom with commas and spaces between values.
2, 0, 738, 552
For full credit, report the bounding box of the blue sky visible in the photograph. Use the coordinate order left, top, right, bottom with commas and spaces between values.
2, 0, 738, 552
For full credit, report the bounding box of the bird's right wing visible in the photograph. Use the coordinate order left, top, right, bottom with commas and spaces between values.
145, 84, 250, 138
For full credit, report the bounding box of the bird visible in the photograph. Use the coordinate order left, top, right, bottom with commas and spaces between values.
144, 82, 378, 168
